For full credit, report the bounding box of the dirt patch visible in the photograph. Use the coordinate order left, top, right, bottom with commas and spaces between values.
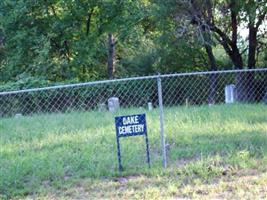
26, 168, 267, 199
113, 175, 143, 184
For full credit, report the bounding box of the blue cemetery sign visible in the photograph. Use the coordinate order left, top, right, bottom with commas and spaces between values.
115, 114, 150, 171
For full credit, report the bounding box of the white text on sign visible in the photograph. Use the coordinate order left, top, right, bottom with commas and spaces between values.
122, 116, 139, 125
118, 116, 144, 135
119, 124, 144, 135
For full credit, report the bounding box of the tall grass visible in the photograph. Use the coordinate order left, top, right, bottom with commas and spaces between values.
0, 104, 266, 198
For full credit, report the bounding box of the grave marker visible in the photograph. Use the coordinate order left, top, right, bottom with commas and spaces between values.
225, 84, 236, 103
108, 97, 120, 112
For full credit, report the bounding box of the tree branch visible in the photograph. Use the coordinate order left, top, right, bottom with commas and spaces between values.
256, 11, 266, 29
210, 25, 232, 46
86, 8, 94, 36
230, 2, 238, 45
214, 34, 232, 56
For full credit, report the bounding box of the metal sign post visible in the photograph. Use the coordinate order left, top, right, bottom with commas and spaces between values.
115, 114, 150, 171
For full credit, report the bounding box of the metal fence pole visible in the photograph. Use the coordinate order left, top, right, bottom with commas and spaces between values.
157, 75, 167, 168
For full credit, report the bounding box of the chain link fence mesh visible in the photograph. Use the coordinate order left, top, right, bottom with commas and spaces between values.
1, 68, 267, 191
161, 69, 267, 166
0, 77, 161, 181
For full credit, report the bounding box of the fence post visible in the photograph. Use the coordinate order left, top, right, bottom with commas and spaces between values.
157, 75, 167, 168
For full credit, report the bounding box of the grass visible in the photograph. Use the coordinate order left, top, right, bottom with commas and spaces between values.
0, 104, 267, 199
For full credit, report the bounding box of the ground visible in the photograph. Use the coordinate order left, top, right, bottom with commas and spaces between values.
1, 104, 267, 199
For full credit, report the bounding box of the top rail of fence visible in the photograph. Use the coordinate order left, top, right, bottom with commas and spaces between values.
1, 68, 267, 96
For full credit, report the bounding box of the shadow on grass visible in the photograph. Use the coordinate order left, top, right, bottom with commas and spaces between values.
1, 128, 267, 198
167, 130, 267, 164
1, 103, 267, 198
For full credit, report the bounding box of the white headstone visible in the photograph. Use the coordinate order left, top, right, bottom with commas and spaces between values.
225, 84, 236, 103
108, 97, 120, 112
15, 113, 23, 118
148, 102, 153, 111
185, 98, 189, 107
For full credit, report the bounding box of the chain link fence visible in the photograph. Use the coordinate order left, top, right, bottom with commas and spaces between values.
1, 68, 267, 192
161, 69, 267, 167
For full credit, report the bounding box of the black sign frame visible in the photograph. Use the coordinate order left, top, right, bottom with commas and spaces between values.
115, 114, 150, 171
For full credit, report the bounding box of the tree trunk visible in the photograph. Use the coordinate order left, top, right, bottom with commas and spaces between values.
107, 33, 115, 79
215, 3, 248, 102
248, 27, 257, 69
86, 8, 94, 36
245, 26, 258, 102
205, 44, 217, 105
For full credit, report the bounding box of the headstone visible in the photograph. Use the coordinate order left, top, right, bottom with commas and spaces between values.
263, 90, 267, 104
185, 98, 189, 107
148, 102, 153, 111
98, 103, 106, 112
225, 84, 236, 103
108, 97, 120, 112
15, 113, 23, 118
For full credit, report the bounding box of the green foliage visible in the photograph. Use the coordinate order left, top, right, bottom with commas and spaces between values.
0, 0, 154, 83
0, 0, 266, 88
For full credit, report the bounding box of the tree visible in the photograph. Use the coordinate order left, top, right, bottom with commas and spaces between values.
204, 0, 267, 101
156, 0, 267, 102
107, 33, 115, 79
153, 0, 219, 104
0, 0, 152, 83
